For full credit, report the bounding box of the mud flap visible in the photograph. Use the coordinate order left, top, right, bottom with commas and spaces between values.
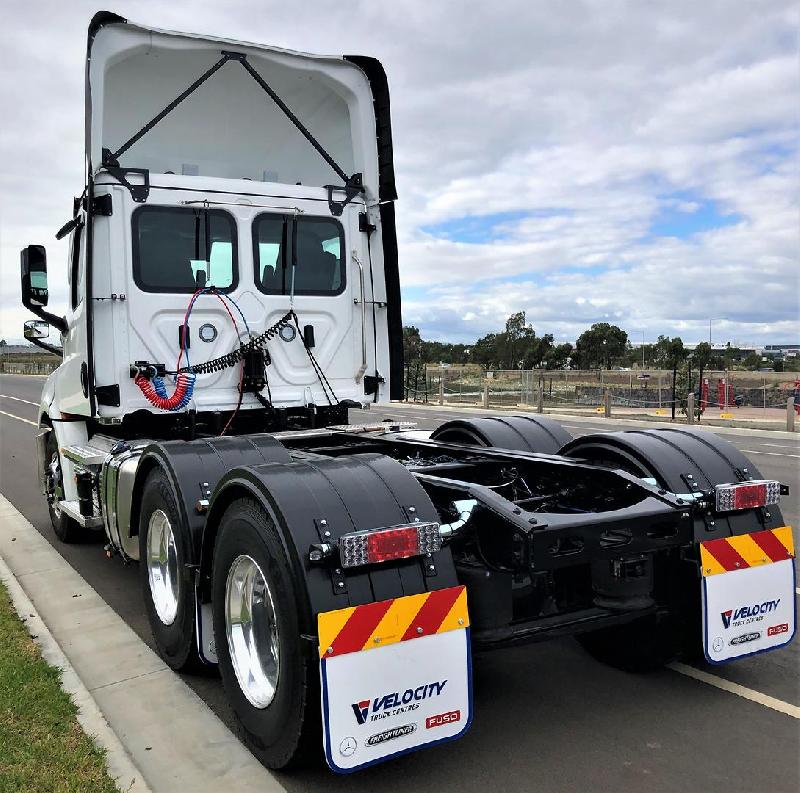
318, 585, 472, 773
701, 527, 796, 663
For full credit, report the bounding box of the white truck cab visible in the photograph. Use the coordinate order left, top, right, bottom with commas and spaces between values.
23, 11, 402, 433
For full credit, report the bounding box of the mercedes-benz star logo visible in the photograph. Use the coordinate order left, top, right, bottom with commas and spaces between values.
339, 736, 357, 757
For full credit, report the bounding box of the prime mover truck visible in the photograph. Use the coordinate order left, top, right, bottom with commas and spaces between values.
19, 11, 795, 774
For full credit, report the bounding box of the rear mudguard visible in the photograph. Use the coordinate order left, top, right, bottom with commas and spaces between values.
201, 452, 459, 620
431, 414, 572, 455
133, 434, 291, 566
560, 427, 786, 542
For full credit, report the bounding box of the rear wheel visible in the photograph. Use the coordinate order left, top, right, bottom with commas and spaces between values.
44, 430, 84, 543
139, 467, 203, 672
576, 614, 682, 672
212, 497, 318, 770
562, 428, 779, 671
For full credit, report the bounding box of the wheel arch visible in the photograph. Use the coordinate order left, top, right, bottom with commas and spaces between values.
430, 414, 572, 455
200, 453, 459, 622
134, 434, 292, 567
560, 427, 785, 541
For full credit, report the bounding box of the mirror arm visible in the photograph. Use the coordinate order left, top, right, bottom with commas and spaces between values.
28, 307, 68, 336
27, 336, 63, 357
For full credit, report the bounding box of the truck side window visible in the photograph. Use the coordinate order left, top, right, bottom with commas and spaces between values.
70, 226, 82, 309
132, 206, 238, 292
253, 214, 345, 296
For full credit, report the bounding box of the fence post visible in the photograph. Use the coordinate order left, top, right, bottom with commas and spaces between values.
604, 389, 611, 418
438, 377, 444, 406
687, 392, 695, 425
787, 397, 796, 432
483, 381, 489, 409
537, 388, 544, 414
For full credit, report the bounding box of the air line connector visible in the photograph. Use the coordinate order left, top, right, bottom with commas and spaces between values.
130, 361, 166, 379
308, 543, 335, 564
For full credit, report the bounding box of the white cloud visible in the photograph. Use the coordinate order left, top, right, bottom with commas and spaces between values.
0, 0, 797, 348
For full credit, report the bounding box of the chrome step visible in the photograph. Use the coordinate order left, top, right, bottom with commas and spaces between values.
58, 499, 104, 529
61, 444, 108, 467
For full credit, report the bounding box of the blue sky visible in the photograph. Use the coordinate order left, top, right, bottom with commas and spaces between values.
0, 1, 797, 348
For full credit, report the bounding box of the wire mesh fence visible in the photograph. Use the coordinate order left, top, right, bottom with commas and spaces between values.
0, 359, 59, 375
406, 366, 799, 423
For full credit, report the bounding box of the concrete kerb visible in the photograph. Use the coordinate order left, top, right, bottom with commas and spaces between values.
399, 402, 799, 441
0, 493, 286, 793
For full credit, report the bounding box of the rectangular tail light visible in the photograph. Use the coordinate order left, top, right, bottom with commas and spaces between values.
339, 523, 441, 568
715, 481, 781, 512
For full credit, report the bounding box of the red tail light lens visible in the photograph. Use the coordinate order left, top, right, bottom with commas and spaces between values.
339, 523, 441, 568
715, 481, 781, 512
366, 527, 419, 563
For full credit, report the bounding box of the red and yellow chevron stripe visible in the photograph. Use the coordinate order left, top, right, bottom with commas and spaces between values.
318, 585, 469, 659
700, 526, 794, 577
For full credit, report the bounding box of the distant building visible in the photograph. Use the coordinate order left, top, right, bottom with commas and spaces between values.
764, 344, 799, 359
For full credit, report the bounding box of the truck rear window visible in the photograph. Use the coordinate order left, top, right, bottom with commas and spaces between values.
253, 214, 345, 295
132, 206, 237, 292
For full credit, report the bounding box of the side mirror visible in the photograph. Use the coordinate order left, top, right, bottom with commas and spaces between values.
21, 245, 49, 309
24, 319, 50, 340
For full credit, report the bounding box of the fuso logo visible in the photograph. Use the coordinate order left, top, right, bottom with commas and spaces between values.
426, 710, 461, 729
351, 700, 370, 725
767, 623, 789, 637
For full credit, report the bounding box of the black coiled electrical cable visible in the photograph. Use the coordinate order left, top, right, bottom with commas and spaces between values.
177, 311, 294, 375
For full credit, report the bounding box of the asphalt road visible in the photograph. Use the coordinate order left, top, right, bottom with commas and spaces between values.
1, 373, 798, 793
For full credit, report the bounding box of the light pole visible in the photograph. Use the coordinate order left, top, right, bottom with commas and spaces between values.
641, 331, 646, 369
709, 317, 728, 346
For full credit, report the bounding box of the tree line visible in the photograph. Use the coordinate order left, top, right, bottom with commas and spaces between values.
403, 313, 792, 372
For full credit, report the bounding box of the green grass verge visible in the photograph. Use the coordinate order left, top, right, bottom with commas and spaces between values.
0, 581, 118, 792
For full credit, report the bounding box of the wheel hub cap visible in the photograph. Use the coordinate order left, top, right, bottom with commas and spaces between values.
146, 509, 180, 626
225, 554, 280, 709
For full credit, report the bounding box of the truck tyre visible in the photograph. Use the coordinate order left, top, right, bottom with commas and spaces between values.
44, 430, 84, 543
139, 467, 203, 672
212, 497, 318, 770
576, 614, 681, 673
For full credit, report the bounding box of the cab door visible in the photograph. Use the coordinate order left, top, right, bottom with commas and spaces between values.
55, 213, 91, 415
248, 198, 363, 406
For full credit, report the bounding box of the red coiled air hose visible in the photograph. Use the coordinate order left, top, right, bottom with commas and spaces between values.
134, 372, 195, 411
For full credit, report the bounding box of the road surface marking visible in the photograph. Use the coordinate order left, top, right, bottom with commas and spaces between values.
755, 443, 800, 450
0, 409, 36, 426
0, 394, 38, 406
740, 449, 800, 459
668, 663, 800, 719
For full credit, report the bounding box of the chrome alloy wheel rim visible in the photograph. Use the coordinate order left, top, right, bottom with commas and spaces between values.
225, 554, 280, 709
47, 452, 63, 518
146, 509, 180, 626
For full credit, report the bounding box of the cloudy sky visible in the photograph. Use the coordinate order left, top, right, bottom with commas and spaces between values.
1, 0, 798, 346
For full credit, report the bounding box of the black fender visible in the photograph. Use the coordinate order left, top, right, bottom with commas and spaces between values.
201, 453, 458, 622
430, 414, 572, 455
131, 434, 291, 567
560, 427, 786, 542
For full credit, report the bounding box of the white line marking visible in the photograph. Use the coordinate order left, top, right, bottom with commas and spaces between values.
756, 443, 800, 450
668, 662, 800, 719
0, 409, 37, 426
740, 449, 800, 459
0, 394, 38, 406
